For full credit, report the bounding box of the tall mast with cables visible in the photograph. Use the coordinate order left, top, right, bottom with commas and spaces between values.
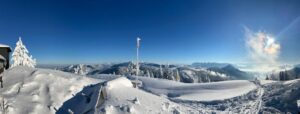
136, 37, 141, 79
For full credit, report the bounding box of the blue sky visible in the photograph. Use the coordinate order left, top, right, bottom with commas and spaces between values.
0, 0, 300, 64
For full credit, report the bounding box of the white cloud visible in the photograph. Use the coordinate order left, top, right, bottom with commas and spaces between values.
244, 27, 281, 72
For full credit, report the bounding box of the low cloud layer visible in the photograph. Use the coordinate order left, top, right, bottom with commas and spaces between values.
244, 27, 281, 71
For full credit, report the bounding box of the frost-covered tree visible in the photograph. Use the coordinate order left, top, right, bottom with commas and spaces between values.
160, 64, 163, 78
206, 74, 211, 83
78, 64, 85, 75
127, 61, 135, 75
150, 71, 154, 78
74, 64, 85, 75
169, 70, 174, 80
74, 66, 79, 74
265, 75, 269, 80
11, 37, 36, 68
146, 70, 150, 78
166, 63, 169, 69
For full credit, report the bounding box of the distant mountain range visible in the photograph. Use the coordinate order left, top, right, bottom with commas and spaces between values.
39, 62, 256, 83
191, 62, 230, 68
207, 65, 254, 80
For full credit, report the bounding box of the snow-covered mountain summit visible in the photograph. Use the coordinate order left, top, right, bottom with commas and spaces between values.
1, 66, 300, 114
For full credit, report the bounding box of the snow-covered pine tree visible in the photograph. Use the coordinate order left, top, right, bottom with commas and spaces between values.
167, 69, 174, 80
74, 65, 79, 74
198, 75, 202, 83
147, 70, 150, 78
74, 64, 85, 75
127, 61, 134, 75
149, 71, 154, 78
78, 64, 85, 75
11, 37, 36, 68
265, 75, 269, 80
206, 74, 211, 83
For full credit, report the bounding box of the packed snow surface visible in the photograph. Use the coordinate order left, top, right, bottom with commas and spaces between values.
259, 80, 277, 85
105, 77, 132, 89
138, 77, 257, 101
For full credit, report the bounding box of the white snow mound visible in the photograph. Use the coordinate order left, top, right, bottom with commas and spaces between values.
138, 77, 257, 101
105, 77, 133, 89
0, 66, 101, 114
96, 77, 197, 114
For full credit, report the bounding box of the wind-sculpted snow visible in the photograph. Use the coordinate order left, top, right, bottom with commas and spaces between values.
0, 66, 101, 114
2, 66, 300, 114
56, 83, 102, 114
57, 77, 199, 114
138, 77, 257, 101
94, 77, 198, 114
260, 79, 300, 113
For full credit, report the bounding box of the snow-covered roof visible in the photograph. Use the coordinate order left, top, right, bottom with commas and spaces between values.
0, 44, 10, 48
0, 44, 12, 51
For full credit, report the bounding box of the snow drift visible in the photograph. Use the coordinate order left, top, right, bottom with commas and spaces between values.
2, 66, 299, 114
0, 66, 101, 114
95, 77, 198, 114
138, 77, 257, 101
57, 76, 198, 114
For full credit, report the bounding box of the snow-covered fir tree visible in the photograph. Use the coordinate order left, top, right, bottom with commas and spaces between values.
206, 74, 211, 83
78, 64, 85, 75
74, 66, 79, 74
160, 64, 163, 78
150, 71, 154, 78
74, 64, 85, 75
146, 70, 151, 78
198, 76, 202, 83
265, 75, 269, 80
127, 61, 135, 75
11, 37, 36, 68
167, 69, 174, 80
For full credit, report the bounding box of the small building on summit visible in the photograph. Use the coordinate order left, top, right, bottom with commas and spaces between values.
0, 44, 12, 70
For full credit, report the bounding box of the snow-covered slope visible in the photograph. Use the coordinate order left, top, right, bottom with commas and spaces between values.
54, 76, 300, 114
138, 77, 257, 102
57, 77, 198, 114
58, 76, 263, 114
0, 66, 101, 114
261, 79, 300, 113
2, 66, 299, 114
96, 77, 197, 114
0, 67, 199, 114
